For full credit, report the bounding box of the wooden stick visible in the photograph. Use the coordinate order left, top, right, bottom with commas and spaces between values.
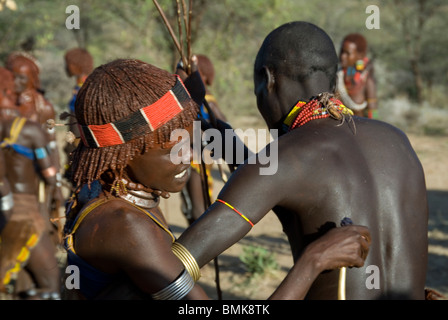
153, 0, 222, 300
338, 217, 353, 300
182, 0, 192, 74
152, 0, 183, 57
338, 267, 347, 300
187, 0, 193, 73
175, 0, 187, 69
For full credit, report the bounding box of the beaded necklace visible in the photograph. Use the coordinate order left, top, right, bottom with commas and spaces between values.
283, 94, 354, 132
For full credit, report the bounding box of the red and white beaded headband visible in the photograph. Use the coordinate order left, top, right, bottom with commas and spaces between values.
78, 75, 191, 148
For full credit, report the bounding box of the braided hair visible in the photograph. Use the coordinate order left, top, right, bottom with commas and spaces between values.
0, 67, 15, 98
5, 52, 41, 90
69, 59, 198, 191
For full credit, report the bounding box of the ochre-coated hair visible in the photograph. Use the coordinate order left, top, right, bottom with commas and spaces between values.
0, 67, 15, 98
64, 48, 94, 75
196, 54, 215, 86
69, 59, 198, 190
342, 33, 368, 56
5, 52, 40, 90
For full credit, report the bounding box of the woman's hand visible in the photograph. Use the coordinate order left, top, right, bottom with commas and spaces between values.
176, 55, 205, 106
305, 225, 371, 272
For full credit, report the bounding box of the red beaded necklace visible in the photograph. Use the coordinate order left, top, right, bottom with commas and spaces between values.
283, 94, 353, 131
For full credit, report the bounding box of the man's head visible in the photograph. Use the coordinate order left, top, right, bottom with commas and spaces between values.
70, 59, 198, 189
64, 48, 94, 78
6, 52, 40, 93
254, 21, 338, 130
196, 54, 215, 87
339, 33, 367, 69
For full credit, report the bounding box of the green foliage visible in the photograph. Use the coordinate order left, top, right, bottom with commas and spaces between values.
239, 245, 278, 275
1, 0, 447, 131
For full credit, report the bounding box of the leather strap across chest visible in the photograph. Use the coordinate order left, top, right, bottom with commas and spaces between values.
66, 197, 175, 254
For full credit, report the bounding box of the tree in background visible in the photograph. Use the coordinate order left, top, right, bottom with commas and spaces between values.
1, 0, 447, 128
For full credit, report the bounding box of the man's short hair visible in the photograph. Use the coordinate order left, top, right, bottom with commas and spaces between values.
254, 21, 338, 88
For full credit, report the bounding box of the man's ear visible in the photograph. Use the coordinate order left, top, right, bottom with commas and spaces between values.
263, 66, 275, 92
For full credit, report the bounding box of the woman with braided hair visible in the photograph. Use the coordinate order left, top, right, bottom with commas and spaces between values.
62, 57, 370, 300
63, 58, 206, 299
0, 67, 61, 299
6, 52, 64, 225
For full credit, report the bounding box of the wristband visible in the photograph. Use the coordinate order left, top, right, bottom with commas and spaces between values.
151, 269, 194, 300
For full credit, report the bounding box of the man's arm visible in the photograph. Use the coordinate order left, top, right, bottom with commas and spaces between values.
177, 143, 370, 299
365, 71, 378, 119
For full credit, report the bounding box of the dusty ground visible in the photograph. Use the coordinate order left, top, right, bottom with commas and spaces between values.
157, 131, 448, 300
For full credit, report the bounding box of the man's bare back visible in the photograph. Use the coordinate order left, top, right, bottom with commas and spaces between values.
272, 116, 427, 299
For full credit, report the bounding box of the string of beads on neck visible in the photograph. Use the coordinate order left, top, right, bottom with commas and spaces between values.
289, 93, 353, 131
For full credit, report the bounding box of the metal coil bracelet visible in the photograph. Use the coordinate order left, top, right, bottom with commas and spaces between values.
171, 241, 201, 282
151, 269, 195, 300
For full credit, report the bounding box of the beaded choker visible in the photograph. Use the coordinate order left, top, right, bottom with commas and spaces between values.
283, 93, 353, 132
78, 75, 191, 148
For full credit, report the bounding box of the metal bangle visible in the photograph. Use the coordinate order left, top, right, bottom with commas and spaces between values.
1, 192, 14, 211
172, 241, 201, 282
151, 269, 194, 300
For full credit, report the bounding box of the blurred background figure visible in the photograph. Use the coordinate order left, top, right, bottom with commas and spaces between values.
62, 48, 94, 187
0, 67, 60, 300
180, 54, 228, 225
337, 33, 378, 119
5, 52, 64, 242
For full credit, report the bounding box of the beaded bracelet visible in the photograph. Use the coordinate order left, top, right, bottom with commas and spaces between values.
216, 199, 254, 227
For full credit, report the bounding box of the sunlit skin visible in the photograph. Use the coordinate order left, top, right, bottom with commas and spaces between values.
127, 125, 194, 194
68, 57, 371, 301
0, 68, 60, 297
178, 22, 427, 300
72, 125, 209, 299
